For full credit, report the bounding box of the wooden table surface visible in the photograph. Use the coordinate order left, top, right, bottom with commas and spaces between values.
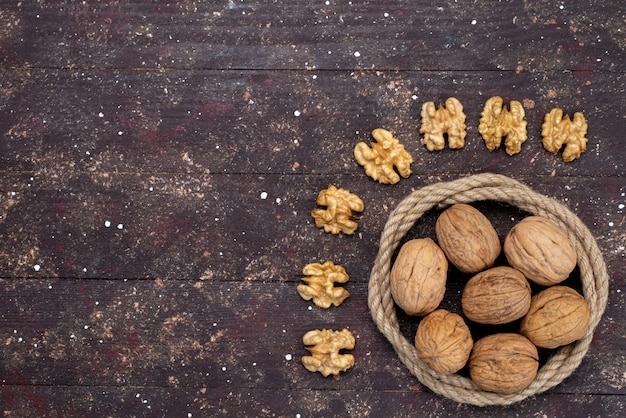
1, 1, 624, 416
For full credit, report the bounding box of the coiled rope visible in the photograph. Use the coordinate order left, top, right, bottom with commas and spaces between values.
367, 173, 609, 406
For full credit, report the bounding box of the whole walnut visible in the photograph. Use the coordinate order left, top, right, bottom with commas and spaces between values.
436, 204, 501, 274
462, 266, 531, 325
414, 309, 473, 374
469, 333, 539, 394
521, 286, 590, 349
504, 216, 577, 286
390, 238, 447, 316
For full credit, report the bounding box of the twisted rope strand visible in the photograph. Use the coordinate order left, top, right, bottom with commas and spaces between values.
367, 173, 609, 406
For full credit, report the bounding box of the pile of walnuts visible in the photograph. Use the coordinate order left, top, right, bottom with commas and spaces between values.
390, 203, 590, 395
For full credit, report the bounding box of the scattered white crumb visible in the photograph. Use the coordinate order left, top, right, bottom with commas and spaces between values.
285, 354, 292, 361
293, 110, 301, 117
104, 220, 111, 228
260, 191, 268, 199
353, 51, 361, 57
117, 223, 123, 230
34, 264, 41, 272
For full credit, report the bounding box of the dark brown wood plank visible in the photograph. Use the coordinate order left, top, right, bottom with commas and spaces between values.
1, 0, 624, 414
1, 279, 624, 393
1, 386, 625, 418
1, 174, 624, 282
0, 1, 623, 72
1, 69, 624, 176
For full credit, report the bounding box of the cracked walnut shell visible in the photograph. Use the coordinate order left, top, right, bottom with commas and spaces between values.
390, 238, 447, 316
521, 286, 590, 349
354, 128, 413, 184
311, 185, 364, 235
297, 261, 350, 308
504, 216, 577, 286
469, 333, 539, 395
478, 96, 528, 156
541, 108, 588, 162
462, 266, 531, 325
420, 97, 467, 151
302, 328, 355, 377
435, 204, 501, 274
414, 309, 473, 375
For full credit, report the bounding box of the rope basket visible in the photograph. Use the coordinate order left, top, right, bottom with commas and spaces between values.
367, 173, 609, 406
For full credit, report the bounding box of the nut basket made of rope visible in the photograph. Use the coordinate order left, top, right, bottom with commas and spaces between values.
367, 173, 609, 406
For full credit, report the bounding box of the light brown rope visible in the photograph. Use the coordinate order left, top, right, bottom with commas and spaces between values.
367, 173, 609, 406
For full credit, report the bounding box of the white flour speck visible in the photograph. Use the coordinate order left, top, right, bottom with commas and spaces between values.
117, 223, 124, 230
285, 354, 292, 361
275, 197, 282, 204
98, 112, 104, 118
260, 191, 268, 199
619, 204, 625, 210
293, 110, 301, 117
354, 51, 361, 57
471, 19, 477, 25
34, 264, 41, 272
105, 220, 111, 227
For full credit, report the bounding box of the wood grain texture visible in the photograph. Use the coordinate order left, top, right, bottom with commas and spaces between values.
1, 0, 624, 416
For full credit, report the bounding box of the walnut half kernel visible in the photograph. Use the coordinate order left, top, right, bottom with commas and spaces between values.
297, 261, 350, 308
311, 185, 364, 235
479, 96, 528, 156
302, 329, 355, 377
419, 97, 467, 151
354, 128, 413, 185
541, 108, 588, 162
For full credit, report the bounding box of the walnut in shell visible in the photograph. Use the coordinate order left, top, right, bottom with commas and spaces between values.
504, 216, 577, 286
461, 266, 531, 325
390, 238, 447, 316
521, 286, 590, 349
414, 309, 473, 374
435, 203, 501, 274
469, 333, 539, 394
